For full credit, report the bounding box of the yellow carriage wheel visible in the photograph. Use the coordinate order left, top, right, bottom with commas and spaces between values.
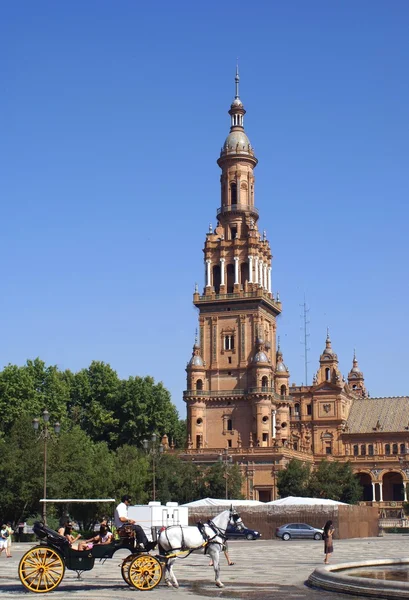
128, 554, 162, 590
120, 554, 134, 585
19, 546, 65, 593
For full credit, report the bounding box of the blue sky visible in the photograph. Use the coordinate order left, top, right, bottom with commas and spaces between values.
2, 1, 408, 416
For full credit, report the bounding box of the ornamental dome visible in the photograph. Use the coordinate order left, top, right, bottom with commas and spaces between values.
189, 355, 204, 367
253, 351, 268, 364
222, 130, 252, 154
275, 361, 287, 373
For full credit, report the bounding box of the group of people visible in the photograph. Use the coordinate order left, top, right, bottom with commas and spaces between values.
0, 522, 13, 558
57, 519, 113, 550
56, 495, 155, 553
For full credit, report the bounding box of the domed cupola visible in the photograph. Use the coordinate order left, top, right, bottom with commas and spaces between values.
316, 329, 342, 385
348, 350, 366, 397
321, 329, 337, 359
187, 337, 204, 368
218, 65, 257, 166
274, 337, 290, 396
253, 336, 269, 364
275, 338, 289, 374
186, 333, 206, 392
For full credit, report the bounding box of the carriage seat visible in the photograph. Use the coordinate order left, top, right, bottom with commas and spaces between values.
33, 521, 69, 548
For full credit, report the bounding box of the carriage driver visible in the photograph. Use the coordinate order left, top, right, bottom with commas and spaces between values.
114, 495, 156, 551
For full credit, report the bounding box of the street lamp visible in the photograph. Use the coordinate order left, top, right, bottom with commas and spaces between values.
143, 434, 164, 502
219, 448, 233, 499
33, 409, 60, 524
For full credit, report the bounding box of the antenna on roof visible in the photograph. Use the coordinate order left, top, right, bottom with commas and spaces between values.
300, 294, 310, 385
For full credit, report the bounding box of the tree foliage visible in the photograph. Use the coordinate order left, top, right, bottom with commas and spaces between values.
277, 459, 363, 504
277, 459, 311, 498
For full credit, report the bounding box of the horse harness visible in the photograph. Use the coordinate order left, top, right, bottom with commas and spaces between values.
161, 520, 227, 559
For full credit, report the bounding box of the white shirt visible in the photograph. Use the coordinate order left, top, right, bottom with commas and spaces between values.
114, 502, 128, 528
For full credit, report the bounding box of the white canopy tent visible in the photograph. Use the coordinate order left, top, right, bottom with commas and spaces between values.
181, 498, 263, 507
267, 496, 347, 506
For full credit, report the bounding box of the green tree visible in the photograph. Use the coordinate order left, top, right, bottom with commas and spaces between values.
67, 362, 120, 447
116, 376, 181, 449
153, 454, 202, 504
308, 460, 363, 504
0, 359, 68, 435
277, 459, 311, 498
0, 415, 43, 522
113, 445, 150, 505
197, 462, 243, 500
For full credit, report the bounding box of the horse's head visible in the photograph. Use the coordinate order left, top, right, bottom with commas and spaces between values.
229, 507, 243, 530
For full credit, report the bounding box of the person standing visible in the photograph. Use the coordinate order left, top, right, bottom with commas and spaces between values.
5, 522, 13, 557
0, 524, 9, 557
323, 520, 335, 564
114, 495, 155, 551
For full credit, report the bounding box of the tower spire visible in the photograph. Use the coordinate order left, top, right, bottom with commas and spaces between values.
235, 62, 240, 100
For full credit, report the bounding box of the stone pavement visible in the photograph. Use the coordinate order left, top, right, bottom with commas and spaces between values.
1, 535, 408, 599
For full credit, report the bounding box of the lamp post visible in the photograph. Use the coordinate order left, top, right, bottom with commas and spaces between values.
219, 448, 233, 499
32, 409, 60, 524
143, 434, 164, 501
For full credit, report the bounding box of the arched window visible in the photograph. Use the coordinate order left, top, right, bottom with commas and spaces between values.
385, 444, 391, 455
196, 379, 203, 391
280, 384, 287, 396
325, 368, 330, 381
230, 182, 237, 205
368, 444, 374, 456
393, 443, 398, 455
295, 403, 300, 417
353, 444, 359, 456
261, 376, 268, 389
212, 265, 221, 293
361, 445, 366, 456
400, 444, 406, 454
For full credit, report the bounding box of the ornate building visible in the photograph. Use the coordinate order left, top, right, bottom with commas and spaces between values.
183, 70, 409, 510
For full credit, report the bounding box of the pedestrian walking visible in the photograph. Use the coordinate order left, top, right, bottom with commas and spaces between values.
323, 520, 335, 564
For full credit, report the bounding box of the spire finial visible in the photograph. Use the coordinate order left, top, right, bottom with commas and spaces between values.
326, 327, 330, 341
194, 328, 198, 345
235, 61, 240, 99
277, 335, 281, 352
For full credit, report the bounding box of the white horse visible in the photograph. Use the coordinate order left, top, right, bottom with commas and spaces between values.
157, 507, 242, 588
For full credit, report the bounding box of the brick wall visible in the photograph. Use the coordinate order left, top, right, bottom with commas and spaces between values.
187, 504, 379, 539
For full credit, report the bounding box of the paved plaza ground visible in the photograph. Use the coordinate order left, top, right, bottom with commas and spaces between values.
0, 534, 408, 599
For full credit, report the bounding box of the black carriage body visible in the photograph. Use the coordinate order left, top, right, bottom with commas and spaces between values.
33, 522, 136, 572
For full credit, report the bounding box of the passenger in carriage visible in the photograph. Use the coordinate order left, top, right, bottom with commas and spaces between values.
114, 495, 156, 551
57, 521, 82, 546
77, 520, 113, 551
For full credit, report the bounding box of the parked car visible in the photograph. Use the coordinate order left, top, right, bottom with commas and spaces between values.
226, 524, 261, 540
275, 523, 323, 541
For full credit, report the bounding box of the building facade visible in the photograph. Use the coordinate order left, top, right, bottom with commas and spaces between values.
183, 71, 409, 511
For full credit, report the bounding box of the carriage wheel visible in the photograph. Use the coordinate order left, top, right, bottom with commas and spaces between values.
120, 554, 134, 586
128, 554, 162, 590
19, 546, 65, 593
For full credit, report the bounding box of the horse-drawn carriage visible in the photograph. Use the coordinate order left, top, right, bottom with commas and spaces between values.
18, 506, 242, 593
18, 521, 163, 593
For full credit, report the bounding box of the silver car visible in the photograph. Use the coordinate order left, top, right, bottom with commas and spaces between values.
276, 523, 323, 541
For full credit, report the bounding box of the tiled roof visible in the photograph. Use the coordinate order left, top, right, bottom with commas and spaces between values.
346, 397, 409, 434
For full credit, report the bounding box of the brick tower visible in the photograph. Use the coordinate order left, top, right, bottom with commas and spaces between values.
184, 69, 291, 467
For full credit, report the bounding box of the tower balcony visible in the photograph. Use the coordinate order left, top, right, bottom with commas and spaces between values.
217, 203, 259, 219
183, 388, 293, 403
194, 288, 281, 314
